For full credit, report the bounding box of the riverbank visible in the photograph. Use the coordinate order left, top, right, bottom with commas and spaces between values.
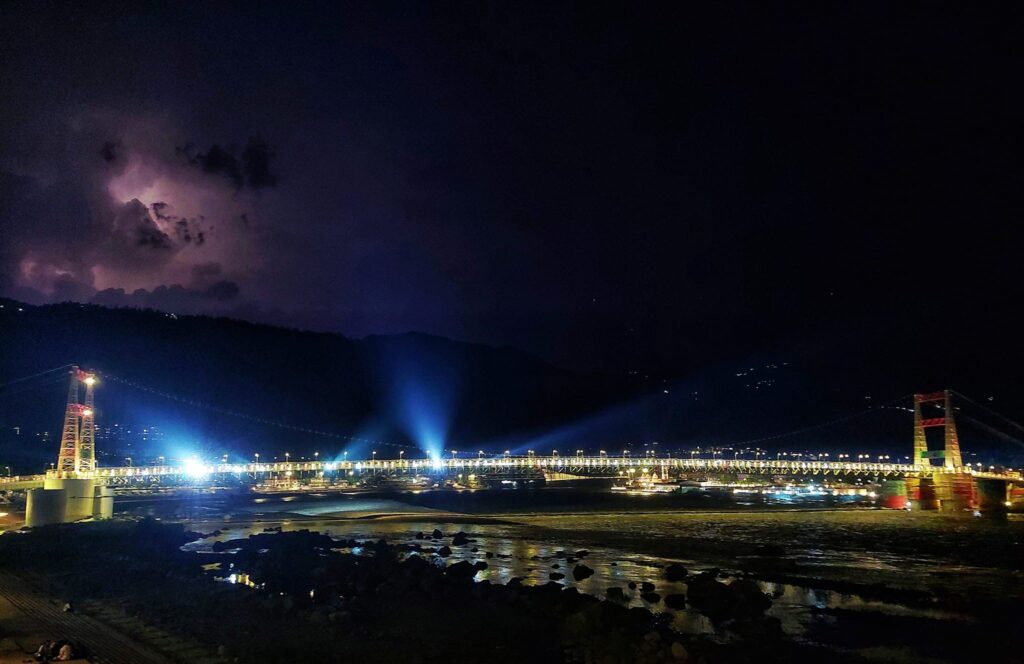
0, 519, 843, 663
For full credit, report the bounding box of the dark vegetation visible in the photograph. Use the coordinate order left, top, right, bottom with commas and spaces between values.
0, 519, 839, 663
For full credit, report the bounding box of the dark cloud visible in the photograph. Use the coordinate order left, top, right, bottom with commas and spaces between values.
191, 262, 223, 280
100, 140, 120, 162
184, 137, 277, 190
204, 279, 240, 301
190, 144, 244, 188
92, 280, 241, 310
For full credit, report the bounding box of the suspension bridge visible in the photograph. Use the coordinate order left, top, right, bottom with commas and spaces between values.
1, 366, 1023, 521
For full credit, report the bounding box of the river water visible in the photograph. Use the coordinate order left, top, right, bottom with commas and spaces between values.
123, 487, 1024, 661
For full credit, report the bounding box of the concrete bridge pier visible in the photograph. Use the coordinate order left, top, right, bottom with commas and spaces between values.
905, 476, 940, 510
975, 478, 1010, 511
933, 473, 976, 511
879, 479, 909, 509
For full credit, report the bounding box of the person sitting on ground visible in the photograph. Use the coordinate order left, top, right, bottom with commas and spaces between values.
56, 641, 74, 660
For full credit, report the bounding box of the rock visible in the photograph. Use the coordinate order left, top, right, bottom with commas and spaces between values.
437, 545, 452, 557
664, 563, 688, 582
507, 577, 524, 588
446, 560, 479, 579
727, 579, 772, 617
485, 551, 493, 558
610, 562, 617, 566
575, 549, 589, 558
470, 547, 478, 553
555, 550, 567, 558
640, 581, 656, 593
452, 531, 470, 546
431, 528, 443, 539
671, 641, 689, 660
628, 581, 637, 590
686, 575, 733, 620
605, 587, 626, 602
640, 592, 661, 604
572, 564, 595, 581
663, 593, 686, 609
552, 563, 560, 569
550, 572, 565, 580
415, 531, 425, 540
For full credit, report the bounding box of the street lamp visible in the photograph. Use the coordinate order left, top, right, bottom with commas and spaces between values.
372, 450, 377, 462
478, 450, 485, 459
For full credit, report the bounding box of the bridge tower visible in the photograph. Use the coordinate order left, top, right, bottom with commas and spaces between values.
54, 367, 98, 477
913, 390, 963, 469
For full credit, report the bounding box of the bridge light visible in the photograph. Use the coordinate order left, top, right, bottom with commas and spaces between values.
184, 456, 209, 479
83, 375, 96, 386
82, 409, 93, 417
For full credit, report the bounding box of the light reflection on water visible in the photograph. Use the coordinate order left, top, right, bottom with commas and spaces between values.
144, 488, 1024, 655
184, 514, 976, 644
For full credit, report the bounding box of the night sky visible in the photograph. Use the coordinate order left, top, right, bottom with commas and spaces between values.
2, 2, 1022, 377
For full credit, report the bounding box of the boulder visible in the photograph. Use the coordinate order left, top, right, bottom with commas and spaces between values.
727, 579, 772, 617
664, 563, 688, 582
415, 531, 425, 540
572, 564, 594, 581
628, 581, 637, 590
437, 545, 452, 557
640, 581, 656, 593
686, 575, 733, 620
663, 593, 687, 609
550, 572, 566, 581
575, 549, 590, 558
452, 531, 470, 546
552, 563, 560, 569
605, 587, 626, 602
446, 561, 479, 579
485, 551, 494, 558
431, 528, 443, 539
641, 592, 661, 604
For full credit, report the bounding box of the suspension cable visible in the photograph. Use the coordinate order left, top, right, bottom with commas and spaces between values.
951, 390, 1024, 435
0, 364, 74, 392
728, 394, 913, 448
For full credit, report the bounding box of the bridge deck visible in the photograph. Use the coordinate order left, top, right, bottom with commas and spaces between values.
2, 456, 1019, 486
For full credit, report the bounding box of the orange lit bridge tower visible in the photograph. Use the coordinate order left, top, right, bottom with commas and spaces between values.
912, 390, 963, 469
909, 389, 974, 509
55, 367, 98, 477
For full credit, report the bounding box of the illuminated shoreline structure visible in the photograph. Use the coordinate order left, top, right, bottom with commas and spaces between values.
56, 367, 98, 477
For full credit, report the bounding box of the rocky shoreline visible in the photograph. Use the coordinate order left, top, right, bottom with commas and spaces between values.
0, 519, 843, 663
